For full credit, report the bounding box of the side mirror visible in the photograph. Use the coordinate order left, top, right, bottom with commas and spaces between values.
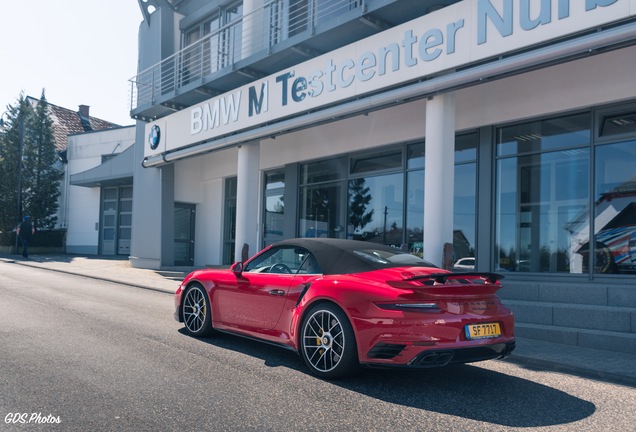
230, 261, 244, 276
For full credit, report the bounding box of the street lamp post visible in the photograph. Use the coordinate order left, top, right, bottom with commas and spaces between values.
0, 109, 25, 255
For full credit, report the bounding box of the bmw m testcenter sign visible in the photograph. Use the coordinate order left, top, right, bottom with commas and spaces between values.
145, 0, 633, 157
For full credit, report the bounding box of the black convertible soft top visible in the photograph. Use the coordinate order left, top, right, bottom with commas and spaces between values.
271, 238, 437, 275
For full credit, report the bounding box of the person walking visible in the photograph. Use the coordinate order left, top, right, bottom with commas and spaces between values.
17, 216, 35, 259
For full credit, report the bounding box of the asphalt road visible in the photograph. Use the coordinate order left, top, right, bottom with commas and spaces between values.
1, 262, 635, 432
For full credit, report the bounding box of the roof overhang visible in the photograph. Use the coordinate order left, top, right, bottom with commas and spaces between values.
70, 144, 134, 188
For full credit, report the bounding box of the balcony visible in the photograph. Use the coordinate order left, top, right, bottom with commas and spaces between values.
130, 0, 460, 121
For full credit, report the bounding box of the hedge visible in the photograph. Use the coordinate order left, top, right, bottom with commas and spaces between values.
0, 229, 66, 247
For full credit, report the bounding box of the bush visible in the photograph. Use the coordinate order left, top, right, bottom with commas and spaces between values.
0, 230, 15, 247
0, 229, 66, 247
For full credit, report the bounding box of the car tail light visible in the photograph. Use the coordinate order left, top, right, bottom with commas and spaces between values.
376, 302, 441, 313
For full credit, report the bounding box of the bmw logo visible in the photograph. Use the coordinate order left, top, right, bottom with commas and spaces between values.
148, 125, 161, 150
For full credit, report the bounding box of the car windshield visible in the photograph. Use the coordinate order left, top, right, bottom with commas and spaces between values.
353, 249, 437, 269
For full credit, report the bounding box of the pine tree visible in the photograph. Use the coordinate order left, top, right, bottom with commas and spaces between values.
348, 178, 374, 232
22, 91, 63, 230
0, 95, 29, 236
0, 91, 62, 238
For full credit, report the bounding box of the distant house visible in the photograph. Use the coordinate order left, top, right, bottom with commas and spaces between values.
26, 97, 135, 255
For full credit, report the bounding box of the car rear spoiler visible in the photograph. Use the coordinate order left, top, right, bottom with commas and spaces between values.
405, 272, 504, 284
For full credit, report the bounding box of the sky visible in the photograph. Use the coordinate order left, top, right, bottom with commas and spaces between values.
0, 0, 143, 126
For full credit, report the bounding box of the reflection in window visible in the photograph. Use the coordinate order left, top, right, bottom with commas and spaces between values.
350, 150, 402, 174
264, 170, 285, 247
496, 114, 591, 273
245, 246, 309, 274
299, 183, 345, 239
586, 140, 636, 274
348, 174, 403, 247
300, 157, 346, 184
453, 133, 478, 267
454, 163, 476, 263
600, 112, 636, 138
223, 177, 237, 265
407, 142, 425, 170
497, 113, 590, 157
406, 170, 424, 255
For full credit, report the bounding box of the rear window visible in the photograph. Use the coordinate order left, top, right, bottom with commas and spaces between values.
353, 249, 437, 269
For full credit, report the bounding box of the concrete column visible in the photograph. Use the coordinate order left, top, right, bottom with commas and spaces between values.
235, 141, 261, 262
424, 93, 456, 268
130, 120, 171, 269
242, 0, 265, 58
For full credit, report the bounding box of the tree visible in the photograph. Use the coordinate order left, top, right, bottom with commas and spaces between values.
0, 95, 28, 235
348, 178, 374, 232
0, 91, 62, 236
22, 91, 63, 230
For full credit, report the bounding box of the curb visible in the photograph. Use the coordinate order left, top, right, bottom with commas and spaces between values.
1, 257, 176, 295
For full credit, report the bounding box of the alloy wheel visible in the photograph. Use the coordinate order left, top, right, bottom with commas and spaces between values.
302, 309, 346, 373
183, 286, 208, 334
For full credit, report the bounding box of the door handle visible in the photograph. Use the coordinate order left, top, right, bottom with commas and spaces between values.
268, 290, 285, 296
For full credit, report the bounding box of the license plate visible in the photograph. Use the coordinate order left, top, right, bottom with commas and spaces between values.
465, 322, 501, 340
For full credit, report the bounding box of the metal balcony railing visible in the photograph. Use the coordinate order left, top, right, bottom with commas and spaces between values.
129, 0, 364, 114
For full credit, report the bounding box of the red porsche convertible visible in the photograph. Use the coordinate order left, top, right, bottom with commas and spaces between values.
174, 238, 515, 379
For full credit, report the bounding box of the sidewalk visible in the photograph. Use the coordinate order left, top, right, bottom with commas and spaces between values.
1, 253, 635, 387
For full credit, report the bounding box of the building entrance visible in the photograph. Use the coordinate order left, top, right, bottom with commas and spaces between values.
174, 203, 196, 266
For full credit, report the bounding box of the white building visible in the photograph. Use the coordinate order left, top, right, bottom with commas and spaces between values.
122, 1, 636, 355
66, 126, 135, 255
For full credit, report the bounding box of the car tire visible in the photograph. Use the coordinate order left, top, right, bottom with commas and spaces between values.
182, 283, 213, 337
300, 303, 359, 379
595, 244, 617, 274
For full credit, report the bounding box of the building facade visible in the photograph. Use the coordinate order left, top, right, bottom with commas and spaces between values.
66, 126, 136, 255
129, 0, 636, 353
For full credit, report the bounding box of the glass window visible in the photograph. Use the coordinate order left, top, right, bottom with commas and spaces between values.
245, 246, 307, 273
182, 2, 243, 78
599, 112, 636, 138
348, 173, 404, 247
223, 177, 237, 265
118, 228, 132, 239
454, 163, 477, 265
350, 150, 402, 174
298, 253, 322, 274
104, 188, 117, 200
119, 200, 133, 212
495, 149, 590, 273
407, 142, 425, 170
406, 170, 424, 255
497, 113, 590, 157
453, 132, 478, 267
496, 114, 591, 274
455, 132, 478, 163
299, 183, 345, 239
300, 157, 346, 184
264, 170, 285, 247
119, 214, 132, 226
587, 140, 636, 274
120, 187, 133, 199
103, 228, 115, 241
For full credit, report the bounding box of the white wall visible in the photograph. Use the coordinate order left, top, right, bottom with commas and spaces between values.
456, 45, 636, 130
174, 147, 239, 266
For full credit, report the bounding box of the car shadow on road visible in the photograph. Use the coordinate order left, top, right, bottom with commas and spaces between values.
181, 329, 595, 428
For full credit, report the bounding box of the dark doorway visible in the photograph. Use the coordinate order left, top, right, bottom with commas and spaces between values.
174, 203, 196, 266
